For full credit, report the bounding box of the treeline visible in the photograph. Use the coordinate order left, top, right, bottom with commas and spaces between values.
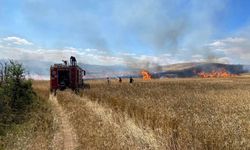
0, 61, 36, 135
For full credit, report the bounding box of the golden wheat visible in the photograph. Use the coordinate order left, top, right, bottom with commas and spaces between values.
52, 77, 250, 149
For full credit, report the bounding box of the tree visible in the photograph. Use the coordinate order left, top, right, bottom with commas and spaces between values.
0, 60, 36, 125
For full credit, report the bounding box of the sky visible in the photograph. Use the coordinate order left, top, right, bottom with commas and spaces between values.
0, 0, 250, 78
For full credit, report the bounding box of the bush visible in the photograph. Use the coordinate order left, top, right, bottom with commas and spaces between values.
0, 60, 36, 135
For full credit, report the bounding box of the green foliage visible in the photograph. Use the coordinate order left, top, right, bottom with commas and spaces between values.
0, 60, 36, 136
1, 81, 55, 149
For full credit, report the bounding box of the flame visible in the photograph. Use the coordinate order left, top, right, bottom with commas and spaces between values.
197, 69, 237, 78
141, 70, 152, 80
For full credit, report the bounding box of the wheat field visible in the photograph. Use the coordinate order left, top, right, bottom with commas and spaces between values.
33, 77, 250, 149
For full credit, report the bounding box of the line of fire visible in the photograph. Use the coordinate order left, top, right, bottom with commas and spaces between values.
141, 63, 246, 79
140, 68, 240, 80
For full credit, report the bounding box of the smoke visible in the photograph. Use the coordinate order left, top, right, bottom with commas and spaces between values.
205, 55, 230, 64
207, 35, 250, 64
19, 0, 230, 63
124, 58, 162, 71
113, 0, 190, 52
112, 0, 230, 68
121, 53, 181, 72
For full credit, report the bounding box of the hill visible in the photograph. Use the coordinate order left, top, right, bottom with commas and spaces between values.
152, 62, 247, 78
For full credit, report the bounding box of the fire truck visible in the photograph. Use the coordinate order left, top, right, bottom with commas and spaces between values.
50, 57, 87, 94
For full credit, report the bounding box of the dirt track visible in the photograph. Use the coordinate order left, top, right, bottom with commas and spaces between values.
49, 95, 78, 150
50, 91, 164, 149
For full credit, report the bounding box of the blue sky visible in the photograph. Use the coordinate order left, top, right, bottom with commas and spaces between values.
0, 0, 250, 76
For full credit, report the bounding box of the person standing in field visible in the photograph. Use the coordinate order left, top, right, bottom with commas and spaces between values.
119, 77, 122, 83
129, 77, 134, 83
107, 77, 110, 84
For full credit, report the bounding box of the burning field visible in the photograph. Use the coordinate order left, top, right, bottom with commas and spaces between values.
23, 76, 250, 149
151, 63, 246, 78
197, 69, 237, 78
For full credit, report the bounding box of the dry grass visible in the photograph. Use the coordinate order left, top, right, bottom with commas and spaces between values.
33, 80, 51, 100
84, 78, 250, 149
54, 77, 250, 149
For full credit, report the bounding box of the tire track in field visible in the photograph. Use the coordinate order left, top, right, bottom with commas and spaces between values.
49, 94, 78, 150
78, 96, 162, 149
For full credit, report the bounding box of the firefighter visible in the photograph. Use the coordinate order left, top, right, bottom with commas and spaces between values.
129, 77, 134, 83
62, 60, 67, 66
107, 77, 110, 84
70, 56, 77, 66
119, 77, 122, 83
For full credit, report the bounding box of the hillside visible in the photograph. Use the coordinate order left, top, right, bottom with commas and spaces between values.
152, 62, 247, 78
161, 62, 205, 71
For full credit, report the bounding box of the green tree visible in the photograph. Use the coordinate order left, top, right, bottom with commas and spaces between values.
0, 60, 36, 126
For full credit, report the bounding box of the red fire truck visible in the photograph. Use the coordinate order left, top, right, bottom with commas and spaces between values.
50, 57, 86, 94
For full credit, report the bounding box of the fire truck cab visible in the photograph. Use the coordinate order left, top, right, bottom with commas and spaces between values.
50, 57, 86, 94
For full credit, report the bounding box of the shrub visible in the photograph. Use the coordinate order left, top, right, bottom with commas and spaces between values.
0, 60, 36, 134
